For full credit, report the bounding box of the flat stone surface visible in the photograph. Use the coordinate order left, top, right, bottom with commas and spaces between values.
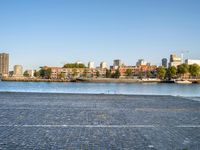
0, 92, 199, 150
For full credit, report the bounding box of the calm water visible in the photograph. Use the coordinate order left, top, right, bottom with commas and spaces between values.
0, 81, 200, 97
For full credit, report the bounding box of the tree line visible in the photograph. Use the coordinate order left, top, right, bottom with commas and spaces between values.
24, 63, 200, 80
63, 63, 86, 68
156, 64, 200, 79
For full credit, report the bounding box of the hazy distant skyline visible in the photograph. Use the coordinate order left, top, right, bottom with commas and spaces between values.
0, 0, 200, 70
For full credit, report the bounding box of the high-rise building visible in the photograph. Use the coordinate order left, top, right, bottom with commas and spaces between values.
88, 61, 95, 69
100, 61, 107, 69
136, 59, 147, 66
0, 53, 9, 76
13, 65, 23, 77
169, 54, 182, 67
113, 59, 122, 69
162, 58, 168, 68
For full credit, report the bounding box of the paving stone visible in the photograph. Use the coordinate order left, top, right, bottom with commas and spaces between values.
0, 92, 199, 150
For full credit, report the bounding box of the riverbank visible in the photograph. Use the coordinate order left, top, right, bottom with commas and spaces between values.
1, 77, 69, 82
74, 78, 200, 84
1, 77, 200, 84
0, 92, 199, 150
0, 77, 162, 83
76, 78, 142, 83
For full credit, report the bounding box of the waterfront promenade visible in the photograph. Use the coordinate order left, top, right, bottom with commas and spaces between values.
0, 92, 199, 149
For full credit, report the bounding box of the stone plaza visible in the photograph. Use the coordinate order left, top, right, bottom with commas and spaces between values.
0, 92, 199, 150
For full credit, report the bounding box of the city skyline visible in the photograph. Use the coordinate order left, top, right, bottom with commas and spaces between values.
0, 50, 199, 69
1, 51, 200, 82
0, 0, 200, 70
1, 51, 199, 73
1, 49, 197, 70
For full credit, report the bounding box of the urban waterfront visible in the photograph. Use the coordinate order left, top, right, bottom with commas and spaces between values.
0, 81, 200, 97
1, 0, 200, 149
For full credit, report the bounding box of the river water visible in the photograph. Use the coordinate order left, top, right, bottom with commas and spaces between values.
0, 81, 200, 97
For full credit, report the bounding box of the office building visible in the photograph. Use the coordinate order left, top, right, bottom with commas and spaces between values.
169, 54, 182, 67
170, 54, 182, 62
13, 65, 23, 77
100, 61, 107, 69
162, 58, 168, 68
0, 53, 9, 76
136, 59, 147, 66
88, 61, 95, 69
113, 59, 122, 69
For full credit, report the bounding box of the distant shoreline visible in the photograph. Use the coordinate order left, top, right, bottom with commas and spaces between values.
1, 78, 69, 82
1, 77, 200, 84
76, 78, 163, 83
1, 77, 160, 83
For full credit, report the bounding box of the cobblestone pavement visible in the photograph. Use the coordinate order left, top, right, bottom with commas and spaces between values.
0, 92, 199, 150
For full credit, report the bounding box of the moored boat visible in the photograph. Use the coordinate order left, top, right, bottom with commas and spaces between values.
174, 79, 192, 84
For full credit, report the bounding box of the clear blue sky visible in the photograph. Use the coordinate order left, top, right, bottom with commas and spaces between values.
0, 0, 200, 70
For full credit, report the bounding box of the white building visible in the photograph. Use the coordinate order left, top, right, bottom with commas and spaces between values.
170, 54, 182, 62
88, 61, 95, 69
13, 65, 23, 77
100, 61, 107, 69
75, 61, 83, 64
169, 62, 182, 68
185, 59, 200, 66
26, 70, 34, 77
169, 54, 182, 67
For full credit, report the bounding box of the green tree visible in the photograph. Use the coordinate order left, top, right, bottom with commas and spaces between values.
82, 69, 87, 78
96, 70, 100, 77
72, 68, 78, 77
63, 63, 86, 68
34, 70, 40, 77
177, 64, 189, 77
112, 69, 121, 78
125, 69, 132, 77
58, 72, 65, 79
46, 68, 52, 79
138, 72, 145, 79
146, 71, 152, 78
39, 69, 45, 78
23, 71, 30, 77
166, 66, 177, 79
39, 68, 52, 79
156, 66, 166, 79
106, 69, 111, 78
189, 64, 200, 77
